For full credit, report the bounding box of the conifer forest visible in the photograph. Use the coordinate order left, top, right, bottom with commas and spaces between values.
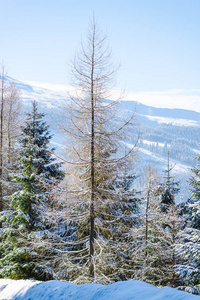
0, 22, 199, 296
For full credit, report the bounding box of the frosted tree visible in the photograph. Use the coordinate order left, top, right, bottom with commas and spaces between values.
175, 225, 200, 295
4, 82, 21, 163
0, 66, 6, 219
161, 152, 179, 211
132, 165, 169, 285
0, 101, 64, 280
21, 101, 64, 189
175, 152, 200, 294
0, 67, 22, 226
59, 19, 137, 283
190, 151, 200, 229
160, 154, 182, 287
132, 164, 183, 287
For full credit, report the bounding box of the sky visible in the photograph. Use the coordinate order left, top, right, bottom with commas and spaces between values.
1, 0, 200, 110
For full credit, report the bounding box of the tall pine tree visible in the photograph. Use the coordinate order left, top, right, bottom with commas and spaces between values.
0, 101, 64, 280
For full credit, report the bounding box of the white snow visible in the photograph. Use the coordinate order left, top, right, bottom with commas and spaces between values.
0, 279, 198, 300
193, 148, 200, 154
139, 114, 200, 126
142, 139, 166, 148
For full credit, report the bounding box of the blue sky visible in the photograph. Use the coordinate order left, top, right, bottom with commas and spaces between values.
1, 0, 200, 109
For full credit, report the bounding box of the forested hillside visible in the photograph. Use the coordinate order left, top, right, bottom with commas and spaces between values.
9, 75, 199, 202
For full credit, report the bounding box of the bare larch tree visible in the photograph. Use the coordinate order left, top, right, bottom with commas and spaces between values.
59, 20, 137, 283
0, 66, 22, 225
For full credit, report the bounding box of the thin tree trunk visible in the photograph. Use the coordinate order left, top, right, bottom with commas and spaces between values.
89, 27, 95, 280
145, 186, 150, 267
172, 205, 175, 287
7, 96, 13, 165
0, 72, 4, 227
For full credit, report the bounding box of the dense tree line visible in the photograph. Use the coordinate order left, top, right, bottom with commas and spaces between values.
0, 21, 199, 295
136, 122, 200, 166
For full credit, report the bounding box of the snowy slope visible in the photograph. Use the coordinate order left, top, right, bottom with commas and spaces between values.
8, 77, 200, 201
0, 279, 198, 300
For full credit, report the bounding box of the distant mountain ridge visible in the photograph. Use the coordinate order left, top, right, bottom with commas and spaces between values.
121, 100, 200, 121
7, 76, 200, 202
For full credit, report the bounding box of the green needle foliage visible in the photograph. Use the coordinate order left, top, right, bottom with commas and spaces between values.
0, 101, 64, 280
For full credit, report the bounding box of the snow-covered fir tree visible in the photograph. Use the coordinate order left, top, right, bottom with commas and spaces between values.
0, 101, 64, 280
160, 155, 182, 287
21, 100, 64, 191
132, 164, 183, 287
161, 152, 180, 211
189, 151, 200, 229
175, 152, 200, 295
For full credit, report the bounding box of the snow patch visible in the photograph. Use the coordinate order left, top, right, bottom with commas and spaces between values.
139, 114, 200, 126
142, 140, 166, 148
0, 279, 198, 300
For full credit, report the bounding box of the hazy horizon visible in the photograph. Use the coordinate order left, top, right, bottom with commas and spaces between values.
1, 0, 200, 111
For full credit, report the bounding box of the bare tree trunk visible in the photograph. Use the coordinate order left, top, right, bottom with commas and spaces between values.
0, 69, 4, 227
7, 94, 13, 165
171, 204, 175, 287
0, 70, 21, 226
145, 186, 150, 267
5, 82, 21, 166
89, 27, 95, 280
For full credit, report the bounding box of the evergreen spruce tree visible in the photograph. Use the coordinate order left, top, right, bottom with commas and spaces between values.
189, 152, 200, 229
132, 163, 183, 287
161, 152, 179, 211
0, 101, 64, 280
175, 152, 200, 294
110, 156, 140, 280
132, 165, 170, 285
22, 101, 64, 191
160, 154, 182, 287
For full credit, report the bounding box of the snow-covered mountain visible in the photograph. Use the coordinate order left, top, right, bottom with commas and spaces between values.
10, 77, 200, 202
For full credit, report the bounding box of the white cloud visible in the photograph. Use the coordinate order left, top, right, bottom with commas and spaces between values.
24, 80, 68, 92
23, 80, 200, 113
121, 89, 200, 112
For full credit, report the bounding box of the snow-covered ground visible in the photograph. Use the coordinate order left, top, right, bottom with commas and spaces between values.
142, 139, 166, 148
0, 279, 198, 300
139, 114, 200, 127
